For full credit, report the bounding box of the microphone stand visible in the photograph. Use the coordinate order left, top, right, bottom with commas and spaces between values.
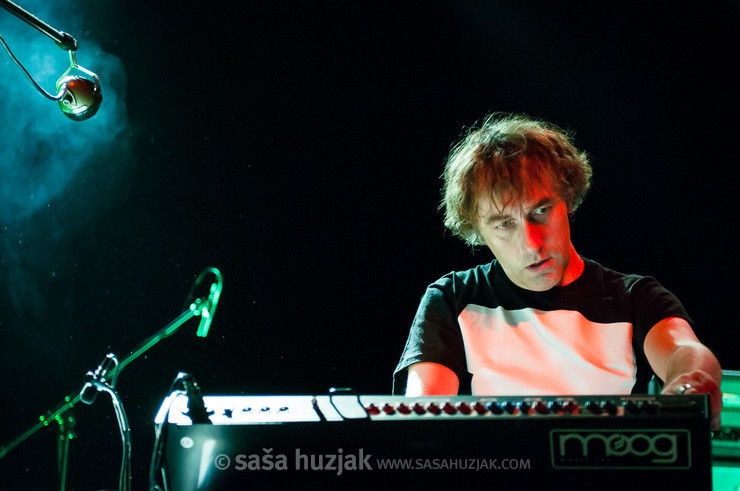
0, 0, 78, 51
1, 0, 102, 120
81, 353, 132, 491
0, 267, 223, 490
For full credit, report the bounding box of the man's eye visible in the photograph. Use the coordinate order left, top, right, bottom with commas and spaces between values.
532, 206, 552, 219
495, 219, 516, 230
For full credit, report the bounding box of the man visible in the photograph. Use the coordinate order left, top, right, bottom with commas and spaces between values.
393, 113, 722, 430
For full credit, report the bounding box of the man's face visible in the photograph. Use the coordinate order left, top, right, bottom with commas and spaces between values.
475, 182, 577, 292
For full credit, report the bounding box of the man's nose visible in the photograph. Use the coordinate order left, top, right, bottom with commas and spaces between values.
520, 220, 544, 252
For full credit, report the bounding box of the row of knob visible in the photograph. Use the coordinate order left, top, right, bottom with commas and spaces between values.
364, 400, 659, 417
218, 406, 291, 418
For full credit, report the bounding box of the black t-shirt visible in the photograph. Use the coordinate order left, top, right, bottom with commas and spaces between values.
393, 258, 692, 395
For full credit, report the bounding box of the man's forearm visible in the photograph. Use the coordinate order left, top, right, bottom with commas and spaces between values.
663, 342, 722, 388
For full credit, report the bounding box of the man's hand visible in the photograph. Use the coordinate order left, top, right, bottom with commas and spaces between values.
406, 362, 459, 396
645, 317, 723, 430
660, 369, 722, 431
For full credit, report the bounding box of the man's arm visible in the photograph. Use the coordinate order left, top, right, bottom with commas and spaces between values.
644, 316, 722, 430
405, 362, 460, 396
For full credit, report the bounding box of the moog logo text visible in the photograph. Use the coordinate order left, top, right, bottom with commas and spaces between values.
551, 429, 690, 469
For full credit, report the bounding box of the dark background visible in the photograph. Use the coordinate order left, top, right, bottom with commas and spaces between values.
1, 1, 737, 489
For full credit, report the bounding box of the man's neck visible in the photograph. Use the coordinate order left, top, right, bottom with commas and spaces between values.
561, 246, 585, 287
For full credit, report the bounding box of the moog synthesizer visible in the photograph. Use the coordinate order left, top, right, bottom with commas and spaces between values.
154, 393, 711, 490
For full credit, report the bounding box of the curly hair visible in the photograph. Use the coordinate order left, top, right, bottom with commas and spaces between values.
441, 113, 593, 246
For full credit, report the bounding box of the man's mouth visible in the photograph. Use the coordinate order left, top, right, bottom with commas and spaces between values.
526, 258, 551, 272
